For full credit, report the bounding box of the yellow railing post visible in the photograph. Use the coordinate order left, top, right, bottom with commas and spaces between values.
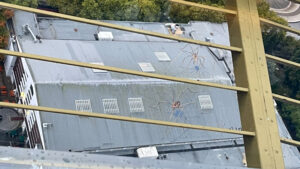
226, 0, 285, 168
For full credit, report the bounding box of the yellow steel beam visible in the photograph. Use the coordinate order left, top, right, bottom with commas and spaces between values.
226, 0, 285, 168
260, 18, 300, 35
280, 138, 300, 147
0, 49, 248, 92
0, 102, 255, 136
169, 0, 237, 15
266, 54, 300, 68
0, 2, 242, 52
273, 94, 300, 105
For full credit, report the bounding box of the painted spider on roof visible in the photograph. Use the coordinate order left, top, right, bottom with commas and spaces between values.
181, 44, 206, 72
146, 87, 201, 141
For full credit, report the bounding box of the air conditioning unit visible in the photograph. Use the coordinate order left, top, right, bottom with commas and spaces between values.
0, 108, 23, 133
136, 146, 159, 158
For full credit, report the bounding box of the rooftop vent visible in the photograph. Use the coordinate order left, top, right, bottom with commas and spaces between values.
205, 37, 213, 42
155, 52, 171, 62
198, 95, 214, 110
90, 62, 107, 73
75, 99, 93, 112
137, 146, 159, 158
165, 23, 183, 35
128, 98, 145, 113
96, 32, 113, 41
42, 123, 53, 128
138, 63, 155, 72
102, 98, 120, 114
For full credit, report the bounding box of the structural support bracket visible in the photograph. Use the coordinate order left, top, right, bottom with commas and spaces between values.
226, 0, 285, 168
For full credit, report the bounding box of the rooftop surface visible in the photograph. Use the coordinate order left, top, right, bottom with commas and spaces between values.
7, 11, 300, 168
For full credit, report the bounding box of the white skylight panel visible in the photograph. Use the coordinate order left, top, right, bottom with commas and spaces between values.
102, 98, 120, 114
155, 52, 171, 61
198, 95, 214, 110
75, 99, 93, 112
90, 62, 107, 73
138, 63, 155, 72
128, 98, 145, 113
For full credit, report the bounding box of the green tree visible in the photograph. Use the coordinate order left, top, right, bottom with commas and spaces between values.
257, 1, 287, 25
79, 0, 102, 19
46, 0, 162, 22
125, 0, 161, 22
47, 0, 82, 16
168, 1, 226, 23
96, 0, 127, 20
2, 0, 38, 8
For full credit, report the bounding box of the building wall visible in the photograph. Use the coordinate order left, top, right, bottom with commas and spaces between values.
4, 41, 17, 82
4, 11, 48, 149
6, 51, 45, 149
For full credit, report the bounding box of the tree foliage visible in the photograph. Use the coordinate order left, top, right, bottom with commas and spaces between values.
46, 0, 163, 22
0, 9, 14, 61
44, 0, 227, 23
79, 0, 102, 19
169, 3, 225, 23
2, 0, 38, 8
257, 1, 287, 25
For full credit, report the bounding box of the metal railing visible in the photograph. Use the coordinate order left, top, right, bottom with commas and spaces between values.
0, 0, 299, 168
0, 102, 255, 136
0, 49, 248, 92
266, 54, 300, 69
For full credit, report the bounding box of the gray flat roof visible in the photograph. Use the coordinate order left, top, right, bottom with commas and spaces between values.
10, 11, 300, 168
36, 83, 241, 150
22, 40, 233, 84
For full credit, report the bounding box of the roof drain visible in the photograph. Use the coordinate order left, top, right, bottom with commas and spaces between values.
23, 24, 38, 43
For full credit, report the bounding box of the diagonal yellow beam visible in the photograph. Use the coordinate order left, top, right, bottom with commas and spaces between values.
266, 54, 300, 69
0, 2, 242, 52
0, 49, 248, 92
169, 0, 237, 15
0, 102, 255, 136
273, 94, 300, 105
280, 138, 300, 147
260, 18, 300, 35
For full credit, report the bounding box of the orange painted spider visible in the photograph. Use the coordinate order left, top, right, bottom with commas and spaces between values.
181, 44, 206, 71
